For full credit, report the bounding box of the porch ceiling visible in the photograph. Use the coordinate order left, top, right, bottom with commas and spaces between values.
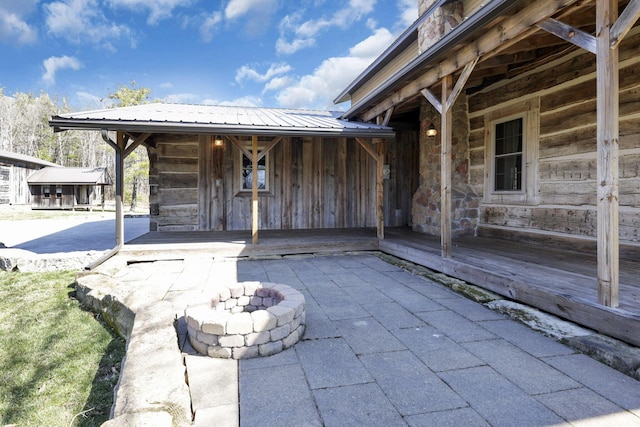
49, 103, 395, 139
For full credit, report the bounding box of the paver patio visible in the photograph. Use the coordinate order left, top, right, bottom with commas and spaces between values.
136, 253, 640, 426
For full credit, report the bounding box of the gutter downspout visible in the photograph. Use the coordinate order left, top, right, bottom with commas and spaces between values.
85, 129, 125, 270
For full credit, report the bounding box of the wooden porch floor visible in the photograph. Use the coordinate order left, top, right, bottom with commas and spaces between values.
122, 227, 640, 346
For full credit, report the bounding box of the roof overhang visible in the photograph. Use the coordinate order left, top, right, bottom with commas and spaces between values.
339, 0, 521, 120
50, 104, 396, 139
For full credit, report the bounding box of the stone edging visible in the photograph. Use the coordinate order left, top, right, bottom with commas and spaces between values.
75, 273, 191, 427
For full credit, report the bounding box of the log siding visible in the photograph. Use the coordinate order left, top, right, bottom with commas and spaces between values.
467, 28, 640, 245
149, 134, 418, 232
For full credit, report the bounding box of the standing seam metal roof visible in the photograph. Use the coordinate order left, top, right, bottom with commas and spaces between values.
27, 167, 112, 185
50, 104, 395, 138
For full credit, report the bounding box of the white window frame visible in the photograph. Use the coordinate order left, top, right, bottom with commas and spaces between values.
483, 98, 539, 205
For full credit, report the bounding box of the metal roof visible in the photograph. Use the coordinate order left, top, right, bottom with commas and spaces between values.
28, 167, 112, 185
0, 149, 59, 167
50, 103, 395, 138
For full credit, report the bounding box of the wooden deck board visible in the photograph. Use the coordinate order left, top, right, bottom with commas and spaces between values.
121, 227, 640, 346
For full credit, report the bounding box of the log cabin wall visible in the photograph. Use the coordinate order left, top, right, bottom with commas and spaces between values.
148, 134, 418, 232
466, 28, 640, 246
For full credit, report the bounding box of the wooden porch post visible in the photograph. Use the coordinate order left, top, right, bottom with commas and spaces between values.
441, 75, 453, 258
355, 138, 385, 239
377, 140, 385, 240
198, 135, 212, 231
115, 131, 126, 246
252, 135, 259, 245
596, 0, 620, 307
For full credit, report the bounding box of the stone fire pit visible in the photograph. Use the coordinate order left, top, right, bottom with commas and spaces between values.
185, 281, 306, 359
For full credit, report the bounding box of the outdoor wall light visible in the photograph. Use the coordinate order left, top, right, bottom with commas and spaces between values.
426, 122, 437, 137
214, 135, 224, 146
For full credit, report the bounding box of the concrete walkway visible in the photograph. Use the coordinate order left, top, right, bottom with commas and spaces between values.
98, 252, 640, 426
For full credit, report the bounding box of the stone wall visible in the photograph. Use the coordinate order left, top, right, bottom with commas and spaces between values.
411, 96, 479, 237
418, 0, 464, 53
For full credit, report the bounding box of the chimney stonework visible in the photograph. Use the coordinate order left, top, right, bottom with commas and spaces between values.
418, 0, 464, 53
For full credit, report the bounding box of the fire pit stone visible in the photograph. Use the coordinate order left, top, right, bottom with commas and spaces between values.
185, 281, 306, 359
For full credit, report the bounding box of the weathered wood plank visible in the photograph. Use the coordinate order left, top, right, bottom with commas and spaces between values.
364, 0, 579, 122
198, 135, 212, 231
596, 0, 620, 307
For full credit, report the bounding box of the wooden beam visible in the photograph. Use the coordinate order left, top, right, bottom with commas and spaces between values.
256, 136, 282, 162
355, 138, 381, 162
611, 0, 640, 48
441, 75, 453, 259
420, 88, 442, 115
382, 107, 394, 126
596, 0, 619, 307
227, 135, 253, 159
228, 135, 282, 162
377, 142, 385, 240
123, 133, 151, 157
537, 18, 596, 54
198, 135, 212, 231
252, 135, 259, 245
355, 137, 384, 239
363, 0, 579, 122
445, 58, 478, 112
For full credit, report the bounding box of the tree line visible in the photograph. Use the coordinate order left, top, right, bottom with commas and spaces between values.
0, 84, 150, 210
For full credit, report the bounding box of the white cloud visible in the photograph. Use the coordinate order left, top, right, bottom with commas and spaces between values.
44, 0, 132, 49
219, 95, 262, 107
263, 75, 295, 93
0, 0, 38, 45
274, 28, 394, 110
42, 55, 83, 84
162, 92, 199, 104
199, 11, 222, 42
109, 0, 193, 25
224, 0, 278, 35
235, 63, 292, 84
224, 0, 275, 20
397, 0, 418, 28
276, 0, 377, 55
201, 95, 263, 107
76, 91, 113, 109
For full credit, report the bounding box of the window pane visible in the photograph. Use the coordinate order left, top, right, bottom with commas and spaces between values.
242, 155, 267, 190
495, 118, 522, 155
495, 154, 522, 191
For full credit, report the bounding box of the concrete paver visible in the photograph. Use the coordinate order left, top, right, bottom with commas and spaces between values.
102, 253, 640, 426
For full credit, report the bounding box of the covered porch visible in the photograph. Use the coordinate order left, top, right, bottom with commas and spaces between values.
119, 227, 640, 347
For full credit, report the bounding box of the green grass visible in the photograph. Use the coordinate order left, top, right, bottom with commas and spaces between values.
0, 270, 126, 427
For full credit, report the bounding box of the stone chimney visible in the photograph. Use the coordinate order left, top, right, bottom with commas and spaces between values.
418, 0, 464, 53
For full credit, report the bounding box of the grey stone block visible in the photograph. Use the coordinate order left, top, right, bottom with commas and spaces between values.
359, 350, 467, 415
295, 337, 372, 389
259, 340, 283, 356
439, 366, 564, 426
239, 363, 322, 427
313, 383, 405, 427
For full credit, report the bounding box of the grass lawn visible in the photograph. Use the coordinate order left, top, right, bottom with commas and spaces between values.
0, 270, 125, 426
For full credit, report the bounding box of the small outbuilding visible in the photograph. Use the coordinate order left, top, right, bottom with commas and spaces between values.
0, 149, 59, 205
27, 167, 111, 211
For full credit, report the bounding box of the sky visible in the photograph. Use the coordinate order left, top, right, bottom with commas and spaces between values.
0, 0, 418, 112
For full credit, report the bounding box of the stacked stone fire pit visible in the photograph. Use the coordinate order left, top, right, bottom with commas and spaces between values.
185, 281, 306, 359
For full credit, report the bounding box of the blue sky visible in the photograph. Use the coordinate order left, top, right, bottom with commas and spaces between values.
0, 0, 418, 112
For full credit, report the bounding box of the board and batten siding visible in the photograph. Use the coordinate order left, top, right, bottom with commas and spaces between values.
467, 28, 640, 245
149, 134, 418, 232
